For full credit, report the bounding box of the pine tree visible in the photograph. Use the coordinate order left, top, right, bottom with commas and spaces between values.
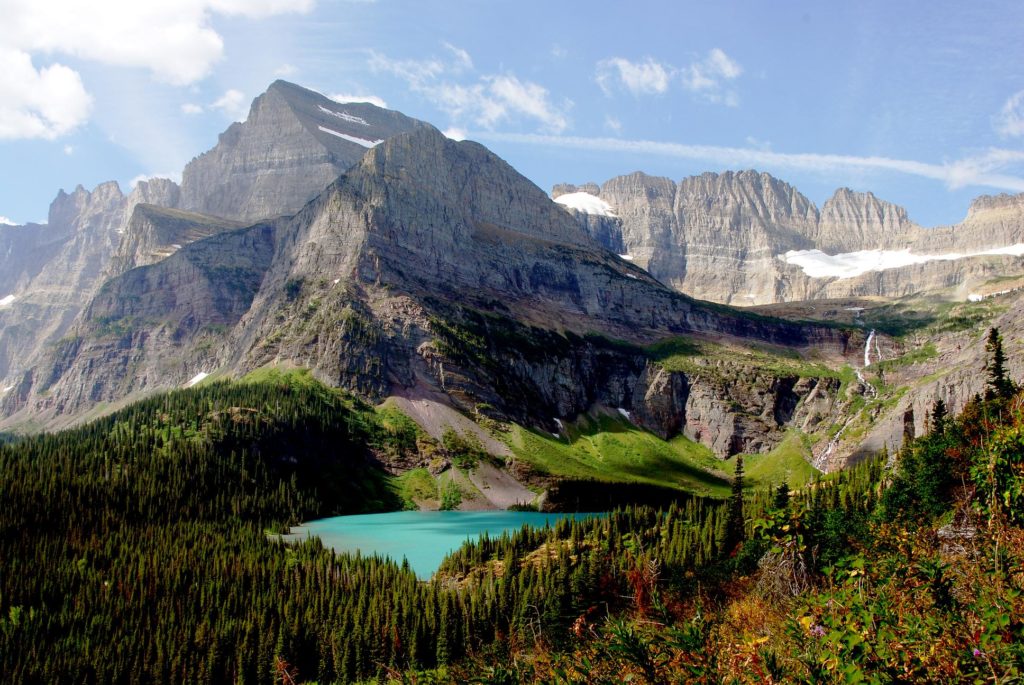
985, 327, 1015, 400
723, 455, 746, 556
929, 398, 948, 435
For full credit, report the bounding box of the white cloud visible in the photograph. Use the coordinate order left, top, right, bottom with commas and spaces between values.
487, 75, 569, 133
181, 103, 203, 115
593, 49, 742, 105
212, 89, 247, 120
329, 93, 388, 108
442, 42, 473, 72
63, 144, 74, 155
0, 47, 92, 140
995, 90, 1024, 138
681, 48, 743, 105
745, 135, 771, 151
475, 132, 1024, 194
0, 216, 16, 226
370, 48, 571, 133
273, 63, 298, 77
443, 127, 467, 141
596, 57, 672, 96
0, 0, 311, 140
604, 115, 622, 133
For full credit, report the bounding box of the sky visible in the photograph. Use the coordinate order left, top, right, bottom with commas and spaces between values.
1, 0, 1023, 229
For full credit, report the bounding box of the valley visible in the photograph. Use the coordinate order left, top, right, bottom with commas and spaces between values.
1, 74, 1022, 684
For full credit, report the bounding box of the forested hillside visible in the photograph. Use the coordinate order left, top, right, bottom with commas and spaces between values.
2, 339, 1023, 683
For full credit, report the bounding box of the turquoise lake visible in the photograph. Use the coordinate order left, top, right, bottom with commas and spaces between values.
283, 510, 599, 579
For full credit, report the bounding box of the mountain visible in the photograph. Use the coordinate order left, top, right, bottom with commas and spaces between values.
0, 81, 425, 391
3, 126, 862, 465
177, 80, 427, 222
555, 174, 1024, 304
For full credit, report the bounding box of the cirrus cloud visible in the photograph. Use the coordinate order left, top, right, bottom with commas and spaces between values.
995, 90, 1024, 138
476, 131, 1024, 194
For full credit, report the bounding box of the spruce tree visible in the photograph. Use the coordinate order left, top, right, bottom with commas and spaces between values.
930, 398, 948, 435
723, 455, 746, 556
985, 327, 1015, 400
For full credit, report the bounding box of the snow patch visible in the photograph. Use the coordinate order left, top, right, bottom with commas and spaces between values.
617, 407, 631, 420
968, 287, 1020, 302
1, 385, 13, 394
626, 274, 638, 279
317, 105, 370, 126
170, 244, 182, 250
554, 192, 617, 217
317, 126, 383, 148
184, 371, 209, 388
619, 254, 634, 261
782, 244, 1024, 280
0, 295, 15, 307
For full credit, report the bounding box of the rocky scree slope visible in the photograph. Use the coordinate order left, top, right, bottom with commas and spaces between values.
5, 127, 862, 462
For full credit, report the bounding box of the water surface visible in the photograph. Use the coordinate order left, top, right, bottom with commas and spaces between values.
283, 510, 598, 578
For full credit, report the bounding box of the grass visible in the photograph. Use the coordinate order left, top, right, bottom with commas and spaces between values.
873, 342, 938, 373
722, 431, 819, 488
647, 336, 840, 379
504, 412, 733, 498
394, 468, 439, 510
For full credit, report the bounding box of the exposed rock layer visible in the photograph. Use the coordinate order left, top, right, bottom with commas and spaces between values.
560, 173, 1024, 304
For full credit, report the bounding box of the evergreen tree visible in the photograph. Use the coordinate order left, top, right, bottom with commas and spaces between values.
772, 481, 790, 512
930, 398, 948, 435
985, 327, 1015, 400
723, 456, 746, 556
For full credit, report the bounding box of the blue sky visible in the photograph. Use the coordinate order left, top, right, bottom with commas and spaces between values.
1, 0, 1023, 228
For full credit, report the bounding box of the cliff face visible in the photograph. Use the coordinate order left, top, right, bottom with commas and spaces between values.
560, 174, 1024, 305
0, 82, 427, 390
177, 80, 425, 223
107, 205, 245, 277
6, 127, 859, 460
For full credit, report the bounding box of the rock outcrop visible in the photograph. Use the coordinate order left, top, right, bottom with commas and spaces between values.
0, 81, 427, 389
5, 127, 859, 459
559, 173, 1024, 305
177, 80, 425, 222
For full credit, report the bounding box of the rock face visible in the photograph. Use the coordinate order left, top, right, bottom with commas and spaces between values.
0, 81, 427, 390
559, 174, 1024, 304
177, 80, 426, 223
5, 127, 859, 460
107, 205, 245, 277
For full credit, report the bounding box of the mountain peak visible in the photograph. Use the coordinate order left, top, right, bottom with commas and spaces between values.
177, 81, 426, 223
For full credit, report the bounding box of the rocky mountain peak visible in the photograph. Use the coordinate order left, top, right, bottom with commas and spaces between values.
177, 80, 426, 223
816, 187, 915, 252
48, 181, 126, 234
353, 127, 594, 248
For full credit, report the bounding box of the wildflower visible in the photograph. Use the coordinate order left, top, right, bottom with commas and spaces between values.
810, 624, 826, 638
973, 648, 984, 658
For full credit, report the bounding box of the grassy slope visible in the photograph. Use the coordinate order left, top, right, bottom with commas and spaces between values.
648, 336, 839, 378
504, 413, 733, 498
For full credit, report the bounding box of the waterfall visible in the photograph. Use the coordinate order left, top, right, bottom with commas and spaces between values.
864, 329, 876, 368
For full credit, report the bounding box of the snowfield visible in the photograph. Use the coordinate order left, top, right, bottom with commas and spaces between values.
554, 192, 617, 217
781, 244, 1024, 279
